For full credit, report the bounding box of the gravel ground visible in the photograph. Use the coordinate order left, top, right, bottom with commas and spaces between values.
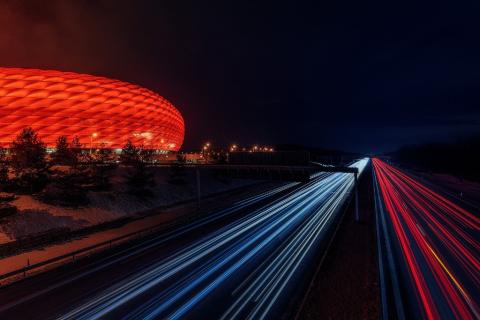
299, 165, 379, 320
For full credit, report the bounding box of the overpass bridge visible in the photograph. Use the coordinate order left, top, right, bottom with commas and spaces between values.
193, 161, 362, 221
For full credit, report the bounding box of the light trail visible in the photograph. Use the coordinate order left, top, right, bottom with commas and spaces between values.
0, 182, 298, 314
373, 158, 480, 320
58, 159, 368, 320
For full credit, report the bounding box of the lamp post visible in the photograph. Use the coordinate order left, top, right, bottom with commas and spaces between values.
202, 142, 210, 163
90, 132, 98, 154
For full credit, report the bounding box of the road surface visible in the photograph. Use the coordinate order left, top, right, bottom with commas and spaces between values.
0, 159, 368, 320
373, 158, 479, 320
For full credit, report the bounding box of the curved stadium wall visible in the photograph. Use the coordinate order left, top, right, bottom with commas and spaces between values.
0, 67, 184, 151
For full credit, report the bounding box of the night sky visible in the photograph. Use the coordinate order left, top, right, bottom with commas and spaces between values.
1, 0, 479, 153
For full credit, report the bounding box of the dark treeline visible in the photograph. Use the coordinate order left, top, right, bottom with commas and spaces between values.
0, 127, 158, 207
391, 135, 480, 182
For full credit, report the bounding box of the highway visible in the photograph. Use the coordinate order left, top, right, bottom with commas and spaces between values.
0, 158, 367, 320
373, 158, 480, 320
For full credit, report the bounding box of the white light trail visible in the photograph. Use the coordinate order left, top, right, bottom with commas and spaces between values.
58, 158, 369, 320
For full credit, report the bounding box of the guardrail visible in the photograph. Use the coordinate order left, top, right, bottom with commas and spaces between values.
0, 219, 166, 285
0, 164, 362, 285
0, 180, 280, 285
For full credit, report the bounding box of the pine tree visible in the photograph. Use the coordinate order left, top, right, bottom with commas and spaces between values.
120, 141, 155, 196
91, 143, 115, 191
10, 127, 48, 193
120, 140, 140, 165
51, 136, 73, 165
70, 136, 83, 166
0, 146, 9, 189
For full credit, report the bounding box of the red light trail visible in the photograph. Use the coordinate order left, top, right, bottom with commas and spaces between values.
373, 158, 479, 319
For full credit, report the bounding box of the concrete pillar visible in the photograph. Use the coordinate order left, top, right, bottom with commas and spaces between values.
354, 172, 360, 222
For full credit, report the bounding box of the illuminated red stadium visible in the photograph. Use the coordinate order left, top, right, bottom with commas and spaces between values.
0, 67, 184, 151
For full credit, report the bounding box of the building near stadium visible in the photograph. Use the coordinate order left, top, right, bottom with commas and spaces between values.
0, 67, 184, 151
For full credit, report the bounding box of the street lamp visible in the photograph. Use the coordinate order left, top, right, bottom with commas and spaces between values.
90, 132, 98, 154
202, 143, 210, 162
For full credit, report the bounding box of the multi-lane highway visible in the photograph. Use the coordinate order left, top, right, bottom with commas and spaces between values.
0, 159, 367, 320
373, 158, 480, 320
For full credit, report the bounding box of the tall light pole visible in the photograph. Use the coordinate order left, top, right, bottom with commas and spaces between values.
202, 142, 210, 163
90, 132, 98, 154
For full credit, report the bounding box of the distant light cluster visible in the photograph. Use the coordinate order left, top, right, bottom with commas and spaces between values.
201, 142, 274, 153
0, 67, 184, 150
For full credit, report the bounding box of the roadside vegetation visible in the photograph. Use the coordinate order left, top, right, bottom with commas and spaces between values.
391, 135, 480, 182
0, 128, 252, 246
0, 128, 161, 226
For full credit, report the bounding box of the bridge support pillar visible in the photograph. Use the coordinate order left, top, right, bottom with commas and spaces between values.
354, 172, 360, 222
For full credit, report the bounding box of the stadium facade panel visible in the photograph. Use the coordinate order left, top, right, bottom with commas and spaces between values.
0, 67, 184, 151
